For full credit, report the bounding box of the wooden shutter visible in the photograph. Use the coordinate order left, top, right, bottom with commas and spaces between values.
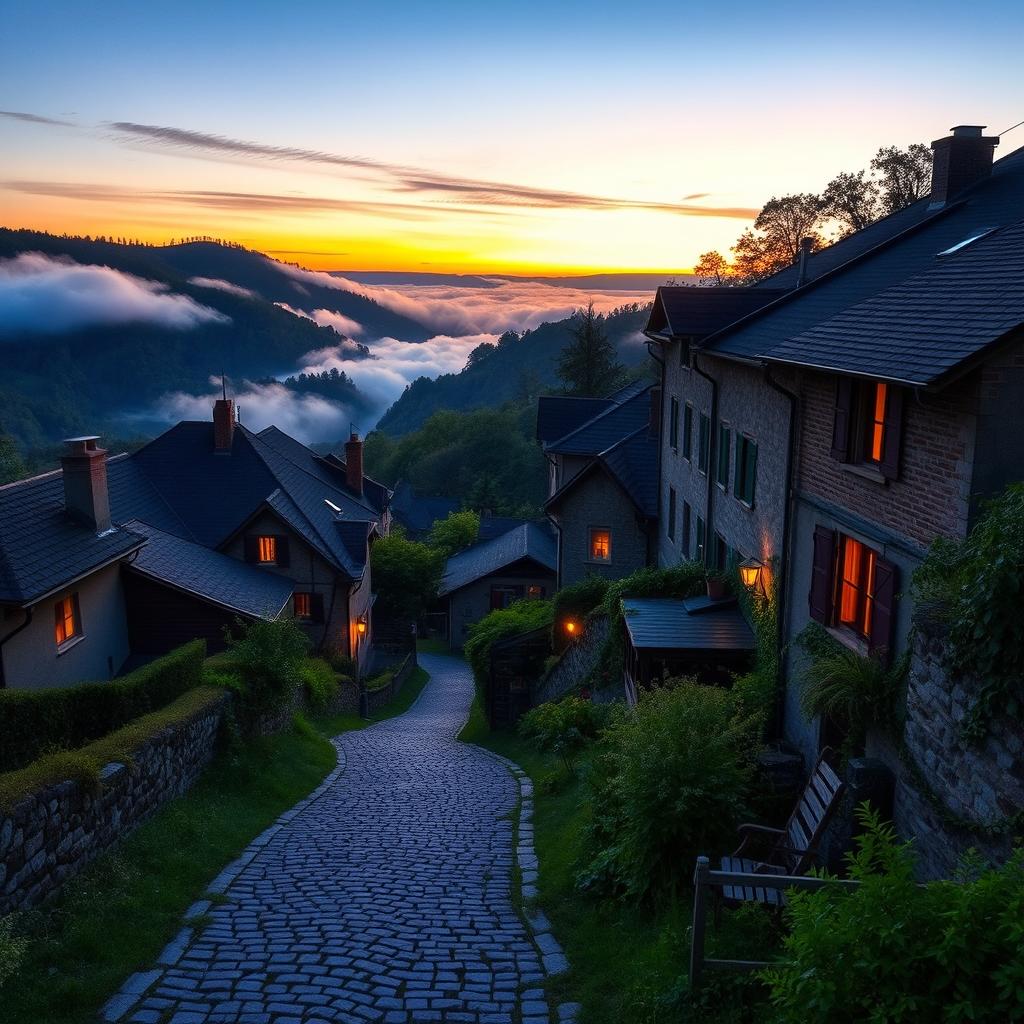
809, 526, 837, 623
275, 536, 291, 568
878, 386, 904, 480
243, 536, 259, 563
310, 593, 325, 623
830, 378, 853, 461
869, 556, 898, 663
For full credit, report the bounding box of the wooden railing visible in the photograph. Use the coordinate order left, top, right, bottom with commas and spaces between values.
689, 855, 861, 991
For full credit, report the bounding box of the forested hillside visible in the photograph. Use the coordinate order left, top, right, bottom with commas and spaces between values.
376, 303, 652, 435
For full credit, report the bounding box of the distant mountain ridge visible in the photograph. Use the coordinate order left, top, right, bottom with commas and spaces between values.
334, 270, 691, 290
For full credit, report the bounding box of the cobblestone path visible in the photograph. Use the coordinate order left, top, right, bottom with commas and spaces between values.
104, 654, 564, 1024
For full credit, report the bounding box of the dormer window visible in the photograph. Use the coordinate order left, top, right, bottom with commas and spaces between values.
257, 536, 277, 564
831, 377, 904, 480
54, 593, 82, 648
245, 534, 290, 567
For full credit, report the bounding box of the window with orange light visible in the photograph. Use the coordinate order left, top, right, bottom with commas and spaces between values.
835, 535, 877, 640
293, 592, 312, 619
589, 528, 611, 562
54, 593, 81, 647
257, 536, 277, 563
863, 382, 888, 464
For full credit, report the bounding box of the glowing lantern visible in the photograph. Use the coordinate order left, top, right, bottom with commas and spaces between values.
357, 617, 368, 636
564, 619, 579, 636
739, 558, 762, 591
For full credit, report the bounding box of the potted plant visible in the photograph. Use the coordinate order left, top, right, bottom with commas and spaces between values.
706, 570, 729, 600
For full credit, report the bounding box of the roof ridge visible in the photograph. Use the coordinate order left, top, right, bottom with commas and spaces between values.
545, 385, 651, 449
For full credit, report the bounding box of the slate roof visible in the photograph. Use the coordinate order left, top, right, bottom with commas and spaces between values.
704, 142, 1024, 366
536, 396, 613, 446
0, 469, 146, 605
390, 481, 460, 536
599, 428, 659, 517
438, 523, 557, 597
126, 521, 293, 619
622, 597, 756, 651
645, 286, 787, 338
545, 387, 653, 456
478, 516, 555, 542
766, 218, 1024, 385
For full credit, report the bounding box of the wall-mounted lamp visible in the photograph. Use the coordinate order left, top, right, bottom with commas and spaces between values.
739, 558, 763, 592
564, 619, 579, 637
356, 615, 368, 636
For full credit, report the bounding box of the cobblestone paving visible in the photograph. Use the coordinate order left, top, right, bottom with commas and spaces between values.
104, 654, 562, 1024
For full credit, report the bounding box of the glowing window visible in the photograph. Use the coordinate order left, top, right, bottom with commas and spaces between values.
527, 585, 545, 599
864, 382, 887, 464
590, 528, 611, 562
836, 536, 878, 640
294, 593, 312, 619
257, 536, 277, 563
54, 594, 81, 647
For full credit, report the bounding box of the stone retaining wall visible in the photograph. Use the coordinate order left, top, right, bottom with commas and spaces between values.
0, 694, 228, 915
533, 614, 610, 706
892, 622, 1023, 879
365, 652, 417, 715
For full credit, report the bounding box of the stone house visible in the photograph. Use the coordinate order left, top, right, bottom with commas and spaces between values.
536, 382, 659, 587
0, 399, 389, 688
438, 522, 557, 650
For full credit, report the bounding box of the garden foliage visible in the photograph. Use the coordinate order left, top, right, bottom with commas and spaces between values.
224, 618, 309, 715
0, 640, 206, 772
299, 658, 340, 712
766, 807, 1024, 1024
578, 681, 756, 902
518, 696, 611, 770
463, 598, 554, 690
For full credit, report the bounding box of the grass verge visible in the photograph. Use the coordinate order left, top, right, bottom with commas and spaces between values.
4, 665, 431, 1024
459, 689, 774, 1024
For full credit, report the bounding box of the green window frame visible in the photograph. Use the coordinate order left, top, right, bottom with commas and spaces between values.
734, 434, 758, 507
696, 514, 706, 562
698, 413, 710, 474
683, 403, 693, 461
667, 486, 676, 540
717, 423, 730, 490
669, 397, 680, 450
682, 501, 691, 558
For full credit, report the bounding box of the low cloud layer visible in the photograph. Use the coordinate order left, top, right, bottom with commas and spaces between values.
275, 302, 364, 337
0, 252, 229, 335
188, 276, 257, 299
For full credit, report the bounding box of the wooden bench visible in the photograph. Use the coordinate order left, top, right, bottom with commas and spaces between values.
719, 751, 845, 904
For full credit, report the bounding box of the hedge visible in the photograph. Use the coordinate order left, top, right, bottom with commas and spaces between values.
0, 640, 207, 773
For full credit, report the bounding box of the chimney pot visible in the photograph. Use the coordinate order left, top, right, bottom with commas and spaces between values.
61, 435, 111, 533
930, 124, 999, 208
345, 432, 364, 496
213, 398, 235, 451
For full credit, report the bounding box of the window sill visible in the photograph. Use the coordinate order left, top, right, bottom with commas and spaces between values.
839, 462, 888, 485
585, 559, 612, 566
56, 634, 86, 657
826, 625, 870, 658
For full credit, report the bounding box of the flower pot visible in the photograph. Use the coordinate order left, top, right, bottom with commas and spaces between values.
706, 576, 728, 600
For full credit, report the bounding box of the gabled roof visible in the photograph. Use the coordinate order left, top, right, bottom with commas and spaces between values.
390, 481, 460, 536
126, 520, 293, 619
0, 469, 146, 606
438, 522, 557, 597
545, 387, 653, 456
645, 286, 787, 339
536, 396, 613, 446
703, 142, 1024, 364
765, 218, 1024, 386
545, 425, 659, 519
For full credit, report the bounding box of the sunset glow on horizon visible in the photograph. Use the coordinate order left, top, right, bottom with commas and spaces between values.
3, 0, 1023, 275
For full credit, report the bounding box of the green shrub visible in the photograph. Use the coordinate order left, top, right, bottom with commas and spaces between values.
579, 682, 756, 902
551, 576, 610, 650
427, 509, 480, 558
371, 532, 444, 621
913, 483, 1024, 740
518, 696, 610, 769
364, 670, 395, 692
0, 640, 206, 772
225, 618, 309, 715
300, 658, 340, 711
0, 915, 27, 990
464, 598, 554, 689
324, 650, 356, 677
766, 807, 1024, 1024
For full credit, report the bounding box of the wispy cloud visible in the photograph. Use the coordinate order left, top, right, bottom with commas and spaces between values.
189, 276, 258, 299
0, 253, 229, 336
0, 110, 75, 127
103, 120, 756, 219
275, 302, 365, 337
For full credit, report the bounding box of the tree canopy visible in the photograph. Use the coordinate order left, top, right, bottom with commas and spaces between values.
556, 302, 625, 397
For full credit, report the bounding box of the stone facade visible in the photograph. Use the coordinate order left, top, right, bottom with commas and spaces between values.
533, 613, 610, 705
892, 622, 1023, 880
0, 693, 228, 915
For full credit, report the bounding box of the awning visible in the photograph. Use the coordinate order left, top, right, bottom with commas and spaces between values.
622, 596, 756, 653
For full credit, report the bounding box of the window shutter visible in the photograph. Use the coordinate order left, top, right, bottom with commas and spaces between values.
808, 525, 836, 623
243, 536, 259, 563
830, 378, 853, 461
869, 556, 898, 663
746, 441, 757, 506
310, 593, 325, 623
275, 536, 291, 568
878, 386, 904, 481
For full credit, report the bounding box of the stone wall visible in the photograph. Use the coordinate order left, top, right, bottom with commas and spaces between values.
892, 622, 1023, 879
364, 652, 417, 716
1, 693, 228, 915
533, 614, 610, 706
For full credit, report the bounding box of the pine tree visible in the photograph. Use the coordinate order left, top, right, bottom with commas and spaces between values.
556, 301, 625, 397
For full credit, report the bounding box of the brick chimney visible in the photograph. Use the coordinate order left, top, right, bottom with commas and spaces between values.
345, 432, 364, 496
61, 436, 111, 534
930, 125, 1000, 208
213, 398, 235, 451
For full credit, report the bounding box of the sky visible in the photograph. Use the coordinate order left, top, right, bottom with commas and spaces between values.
2, 0, 1023, 274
